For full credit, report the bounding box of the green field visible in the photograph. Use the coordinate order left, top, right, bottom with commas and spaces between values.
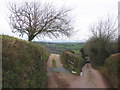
34, 42, 84, 54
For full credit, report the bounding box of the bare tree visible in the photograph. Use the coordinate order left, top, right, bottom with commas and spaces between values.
89, 18, 117, 42
82, 17, 118, 65
8, 2, 73, 41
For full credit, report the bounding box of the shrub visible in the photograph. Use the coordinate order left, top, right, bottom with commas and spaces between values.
61, 50, 84, 75
102, 53, 120, 88
52, 59, 56, 67
82, 37, 118, 66
2, 35, 49, 88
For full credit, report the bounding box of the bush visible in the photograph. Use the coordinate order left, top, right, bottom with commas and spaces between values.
2, 35, 49, 88
52, 59, 56, 67
83, 37, 118, 66
102, 53, 120, 88
61, 50, 84, 75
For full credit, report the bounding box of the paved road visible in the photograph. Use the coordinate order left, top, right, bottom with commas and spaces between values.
46, 54, 112, 88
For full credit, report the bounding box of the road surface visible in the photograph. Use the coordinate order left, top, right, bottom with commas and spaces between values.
46, 54, 112, 88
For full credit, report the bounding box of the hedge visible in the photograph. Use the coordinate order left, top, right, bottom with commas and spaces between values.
61, 50, 84, 75
102, 53, 120, 88
2, 35, 49, 88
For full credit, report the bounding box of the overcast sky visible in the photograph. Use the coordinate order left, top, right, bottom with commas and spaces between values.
0, 0, 119, 42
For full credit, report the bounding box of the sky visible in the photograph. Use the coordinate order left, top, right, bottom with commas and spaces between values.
0, 0, 119, 42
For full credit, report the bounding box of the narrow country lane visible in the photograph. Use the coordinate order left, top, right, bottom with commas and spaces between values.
46, 54, 112, 88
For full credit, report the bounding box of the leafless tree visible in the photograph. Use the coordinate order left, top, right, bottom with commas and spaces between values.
8, 2, 74, 41
89, 18, 117, 42
82, 17, 118, 65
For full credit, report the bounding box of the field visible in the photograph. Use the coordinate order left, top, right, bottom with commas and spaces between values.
34, 42, 84, 55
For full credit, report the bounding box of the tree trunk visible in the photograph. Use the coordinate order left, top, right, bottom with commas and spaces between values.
28, 35, 34, 41
28, 38, 32, 41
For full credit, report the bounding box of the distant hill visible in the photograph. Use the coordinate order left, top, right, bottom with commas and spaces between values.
34, 41, 84, 54
33, 40, 85, 44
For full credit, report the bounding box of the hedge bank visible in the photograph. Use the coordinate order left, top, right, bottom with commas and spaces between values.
61, 50, 84, 75
2, 35, 49, 88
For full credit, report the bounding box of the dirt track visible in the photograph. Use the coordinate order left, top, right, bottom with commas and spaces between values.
46, 54, 112, 88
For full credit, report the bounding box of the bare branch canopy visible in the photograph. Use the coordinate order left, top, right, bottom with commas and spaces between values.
89, 18, 117, 42
8, 2, 74, 41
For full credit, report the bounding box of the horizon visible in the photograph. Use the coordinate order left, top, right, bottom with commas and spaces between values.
34, 40, 85, 43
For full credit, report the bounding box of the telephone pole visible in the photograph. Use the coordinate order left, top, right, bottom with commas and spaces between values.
118, 1, 120, 52
118, 1, 120, 32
